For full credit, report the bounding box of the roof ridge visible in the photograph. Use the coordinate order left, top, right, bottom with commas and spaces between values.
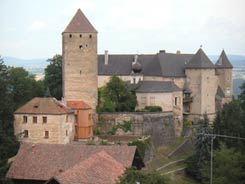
63, 9, 97, 33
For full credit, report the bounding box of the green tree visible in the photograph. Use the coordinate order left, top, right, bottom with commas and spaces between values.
185, 115, 212, 181
238, 81, 245, 109
44, 54, 62, 100
201, 143, 245, 184
117, 168, 166, 184
97, 76, 137, 112
213, 99, 245, 153
8, 67, 44, 109
0, 57, 44, 181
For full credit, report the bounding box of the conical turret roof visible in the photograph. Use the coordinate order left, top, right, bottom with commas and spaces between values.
186, 48, 214, 69
63, 9, 97, 33
215, 50, 233, 69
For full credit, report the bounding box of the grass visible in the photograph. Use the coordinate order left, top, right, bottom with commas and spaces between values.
144, 136, 201, 184
146, 136, 192, 171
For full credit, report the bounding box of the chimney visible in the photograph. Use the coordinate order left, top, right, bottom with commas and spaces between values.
104, 50, 108, 65
176, 50, 181, 54
159, 50, 166, 54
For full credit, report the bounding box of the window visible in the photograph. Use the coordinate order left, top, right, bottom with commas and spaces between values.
89, 34, 92, 38
33, 116, 37, 123
226, 87, 231, 96
141, 96, 147, 107
75, 115, 78, 123
80, 34, 82, 38
88, 114, 92, 121
66, 115, 68, 122
42, 117, 47, 124
150, 97, 155, 106
69, 34, 72, 38
79, 45, 83, 49
88, 127, 91, 135
23, 116, 27, 123
133, 78, 136, 84
66, 130, 68, 136
44, 131, 49, 138
24, 130, 28, 138
174, 97, 178, 106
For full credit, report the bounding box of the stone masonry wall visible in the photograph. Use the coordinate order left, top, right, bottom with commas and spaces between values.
14, 114, 74, 144
97, 112, 176, 146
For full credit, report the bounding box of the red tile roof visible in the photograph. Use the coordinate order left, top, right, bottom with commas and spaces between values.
6, 143, 136, 181
66, 100, 91, 110
63, 9, 97, 33
52, 151, 125, 184
14, 97, 73, 115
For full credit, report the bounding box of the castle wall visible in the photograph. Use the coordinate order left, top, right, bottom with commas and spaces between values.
143, 76, 186, 89
216, 68, 233, 102
185, 69, 217, 122
97, 112, 176, 146
136, 92, 173, 111
63, 33, 98, 109
14, 114, 74, 144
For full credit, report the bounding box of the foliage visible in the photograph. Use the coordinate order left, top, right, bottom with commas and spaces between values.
97, 76, 137, 112
144, 106, 162, 112
108, 121, 132, 135
201, 143, 245, 184
0, 57, 44, 180
93, 127, 101, 135
185, 115, 212, 181
213, 99, 245, 153
128, 136, 152, 159
117, 167, 166, 184
238, 81, 245, 109
44, 54, 62, 100
99, 140, 109, 145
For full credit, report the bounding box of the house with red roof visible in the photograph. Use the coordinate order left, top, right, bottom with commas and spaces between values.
6, 143, 144, 184
14, 97, 93, 144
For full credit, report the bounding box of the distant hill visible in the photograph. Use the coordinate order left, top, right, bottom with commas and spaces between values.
233, 78, 244, 98
3, 56, 48, 68
209, 55, 245, 67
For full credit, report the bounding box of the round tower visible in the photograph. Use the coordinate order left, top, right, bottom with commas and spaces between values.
62, 9, 98, 109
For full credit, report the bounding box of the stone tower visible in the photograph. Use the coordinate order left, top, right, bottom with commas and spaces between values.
215, 50, 233, 104
185, 48, 217, 122
62, 9, 98, 109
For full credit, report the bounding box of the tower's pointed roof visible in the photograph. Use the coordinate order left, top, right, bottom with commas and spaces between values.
63, 9, 97, 33
186, 48, 214, 69
215, 50, 233, 69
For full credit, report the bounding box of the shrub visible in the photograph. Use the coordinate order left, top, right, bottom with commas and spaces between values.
144, 106, 162, 112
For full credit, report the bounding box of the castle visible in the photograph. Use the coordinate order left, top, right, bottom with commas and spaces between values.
13, 9, 233, 144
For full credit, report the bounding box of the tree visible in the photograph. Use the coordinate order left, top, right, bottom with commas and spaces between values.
238, 81, 245, 109
8, 67, 44, 109
185, 115, 212, 181
44, 54, 62, 100
0, 57, 44, 181
213, 99, 245, 153
97, 76, 137, 112
117, 168, 166, 184
201, 143, 245, 184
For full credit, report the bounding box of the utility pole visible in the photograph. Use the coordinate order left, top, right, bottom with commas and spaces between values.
202, 133, 245, 184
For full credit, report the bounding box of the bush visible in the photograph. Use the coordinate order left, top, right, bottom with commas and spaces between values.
144, 106, 162, 112
108, 121, 132, 135
128, 136, 152, 158
93, 127, 101, 135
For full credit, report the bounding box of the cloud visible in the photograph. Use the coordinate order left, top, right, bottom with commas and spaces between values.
28, 20, 46, 31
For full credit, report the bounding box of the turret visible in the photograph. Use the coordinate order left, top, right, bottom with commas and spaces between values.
62, 9, 98, 109
215, 50, 233, 101
185, 48, 216, 121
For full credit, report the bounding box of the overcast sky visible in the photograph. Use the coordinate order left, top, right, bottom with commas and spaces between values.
0, 0, 244, 59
